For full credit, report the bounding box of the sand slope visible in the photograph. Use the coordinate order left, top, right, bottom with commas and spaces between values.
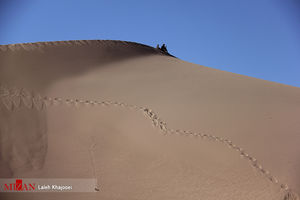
0, 40, 299, 199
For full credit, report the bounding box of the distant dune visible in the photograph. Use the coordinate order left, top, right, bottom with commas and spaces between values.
0, 40, 299, 200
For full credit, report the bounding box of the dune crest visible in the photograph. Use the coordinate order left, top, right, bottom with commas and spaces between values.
0, 40, 173, 57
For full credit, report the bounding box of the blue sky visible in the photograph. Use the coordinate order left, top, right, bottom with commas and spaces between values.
0, 0, 299, 87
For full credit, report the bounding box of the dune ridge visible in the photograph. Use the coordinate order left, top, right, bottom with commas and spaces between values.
0, 84, 298, 200
0, 40, 174, 57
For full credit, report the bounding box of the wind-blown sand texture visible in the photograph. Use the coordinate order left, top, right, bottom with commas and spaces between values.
0, 40, 299, 200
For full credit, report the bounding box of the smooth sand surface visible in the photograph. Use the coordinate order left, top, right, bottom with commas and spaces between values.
0, 40, 299, 199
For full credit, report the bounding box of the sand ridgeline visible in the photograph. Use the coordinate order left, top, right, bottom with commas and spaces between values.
0, 40, 300, 200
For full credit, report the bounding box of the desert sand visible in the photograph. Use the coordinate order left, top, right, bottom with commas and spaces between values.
0, 40, 299, 200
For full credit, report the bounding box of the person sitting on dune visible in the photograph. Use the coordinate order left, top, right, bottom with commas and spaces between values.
160, 44, 168, 53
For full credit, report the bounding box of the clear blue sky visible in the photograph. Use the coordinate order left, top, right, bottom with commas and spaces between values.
0, 0, 299, 87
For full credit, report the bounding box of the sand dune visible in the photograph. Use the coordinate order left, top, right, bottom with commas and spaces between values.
0, 40, 299, 199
